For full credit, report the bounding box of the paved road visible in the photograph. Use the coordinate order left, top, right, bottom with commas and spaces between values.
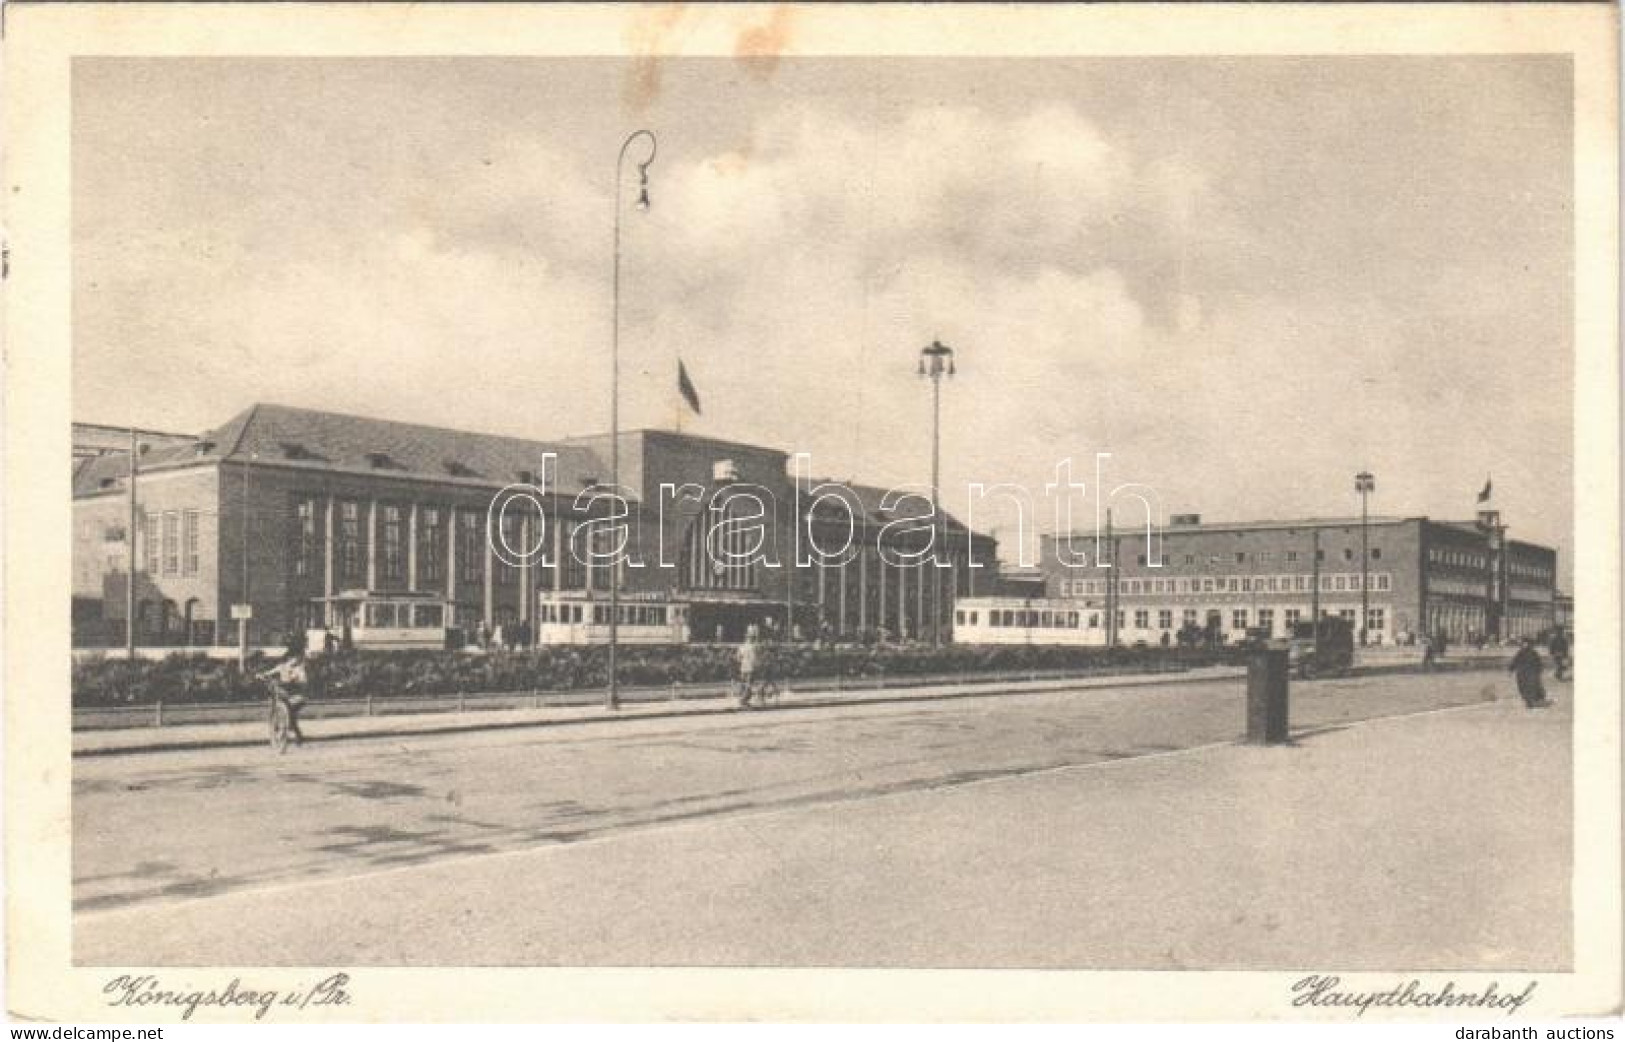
75, 669, 1560, 967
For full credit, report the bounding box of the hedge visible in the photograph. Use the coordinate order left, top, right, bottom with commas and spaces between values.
71, 642, 1246, 708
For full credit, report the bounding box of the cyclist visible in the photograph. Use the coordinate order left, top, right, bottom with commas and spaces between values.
259, 637, 310, 745
736, 628, 761, 709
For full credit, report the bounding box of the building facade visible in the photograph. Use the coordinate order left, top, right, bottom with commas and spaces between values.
1031, 512, 1557, 646
72, 404, 997, 648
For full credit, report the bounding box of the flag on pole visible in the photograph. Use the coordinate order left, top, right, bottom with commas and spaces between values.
1477, 476, 1492, 503
678, 359, 702, 416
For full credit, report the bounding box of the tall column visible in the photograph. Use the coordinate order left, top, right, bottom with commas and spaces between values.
552, 509, 564, 591
916, 558, 925, 641
366, 499, 378, 590
407, 502, 419, 591
446, 509, 458, 602
838, 556, 848, 635
896, 557, 907, 639
483, 522, 495, 627
519, 514, 531, 622
322, 496, 336, 616
878, 552, 887, 638
858, 543, 870, 634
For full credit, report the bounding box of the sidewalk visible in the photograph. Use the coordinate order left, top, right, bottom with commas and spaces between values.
73, 665, 1246, 757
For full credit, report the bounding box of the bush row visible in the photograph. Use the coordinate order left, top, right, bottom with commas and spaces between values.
72, 642, 1246, 707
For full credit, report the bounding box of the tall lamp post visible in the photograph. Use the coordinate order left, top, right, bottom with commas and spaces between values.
1355, 470, 1375, 646
608, 129, 658, 712
918, 339, 955, 645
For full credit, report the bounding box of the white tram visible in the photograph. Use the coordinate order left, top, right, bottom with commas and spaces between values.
309, 589, 454, 652
951, 596, 1109, 647
534, 592, 690, 645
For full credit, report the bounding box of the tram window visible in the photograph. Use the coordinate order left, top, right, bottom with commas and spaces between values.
1088, 613, 1100, 629
366, 603, 396, 627
594, 606, 607, 624
1069, 612, 1080, 628
413, 604, 444, 628
1040, 611, 1052, 627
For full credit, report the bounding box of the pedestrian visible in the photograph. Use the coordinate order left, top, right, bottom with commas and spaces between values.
1508, 637, 1550, 709
1549, 628, 1571, 681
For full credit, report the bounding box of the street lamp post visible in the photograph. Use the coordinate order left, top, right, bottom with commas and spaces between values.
1355, 470, 1375, 646
608, 129, 657, 711
918, 339, 955, 646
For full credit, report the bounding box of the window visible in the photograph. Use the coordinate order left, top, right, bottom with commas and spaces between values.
1158, 609, 1173, 630
1334, 576, 1346, 591
1375, 574, 1391, 591
459, 511, 482, 584
1088, 612, 1101, 629
419, 507, 444, 586
1285, 608, 1301, 629
380, 505, 405, 582
1259, 552, 1274, 563
1183, 609, 1198, 626
293, 499, 318, 578
1371, 548, 1382, 560
1235, 552, 1246, 563
143, 515, 159, 574
1366, 608, 1385, 634
183, 510, 200, 575
495, 512, 519, 586
339, 501, 363, 582
1184, 554, 1195, 565
1202, 578, 1216, 592
1232, 609, 1248, 630
1137, 554, 1146, 566
1286, 551, 1298, 562
1316, 549, 1326, 562
365, 603, 399, 628
1226, 578, 1239, 592
1115, 610, 1125, 630
1134, 609, 1149, 629
162, 511, 179, 574
1258, 608, 1275, 634
1343, 548, 1354, 561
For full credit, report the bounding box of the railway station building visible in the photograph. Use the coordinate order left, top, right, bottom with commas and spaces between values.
71, 403, 998, 650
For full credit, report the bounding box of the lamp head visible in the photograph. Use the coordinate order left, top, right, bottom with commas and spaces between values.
636, 171, 651, 212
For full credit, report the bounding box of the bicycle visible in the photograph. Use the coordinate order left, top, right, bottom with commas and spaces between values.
734, 676, 781, 710
267, 684, 294, 753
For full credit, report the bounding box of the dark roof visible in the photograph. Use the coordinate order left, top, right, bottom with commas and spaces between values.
73, 403, 606, 498
1046, 515, 1422, 541
800, 478, 972, 532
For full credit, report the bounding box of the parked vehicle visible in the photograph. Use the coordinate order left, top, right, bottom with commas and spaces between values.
1287, 616, 1354, 679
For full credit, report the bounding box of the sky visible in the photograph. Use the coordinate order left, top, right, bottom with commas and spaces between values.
73, 56, 1573, 579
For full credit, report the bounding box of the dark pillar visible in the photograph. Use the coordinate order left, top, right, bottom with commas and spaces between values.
1246, 648, 1290, 745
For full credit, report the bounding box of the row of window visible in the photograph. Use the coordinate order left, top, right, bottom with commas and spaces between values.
362, 602, 447, 629
958, 606, 1388, 634
140, 511, 200, 576
1428, 547, 1488, 571
1058, 572, 1394, 598
294, 499, 599, 590
1112, 546, 1383, 568
535, 603, 684, 627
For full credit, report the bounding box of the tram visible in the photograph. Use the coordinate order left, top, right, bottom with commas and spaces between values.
308, 589, 454, 652
951, 596, 1108, 647
534, 592, 690, 645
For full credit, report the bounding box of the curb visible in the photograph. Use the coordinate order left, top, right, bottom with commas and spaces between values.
73, 668, 1247, 758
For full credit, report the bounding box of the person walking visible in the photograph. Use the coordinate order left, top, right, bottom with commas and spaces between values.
1549, 628, 1571, 681
1508, 637, 1551, 709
